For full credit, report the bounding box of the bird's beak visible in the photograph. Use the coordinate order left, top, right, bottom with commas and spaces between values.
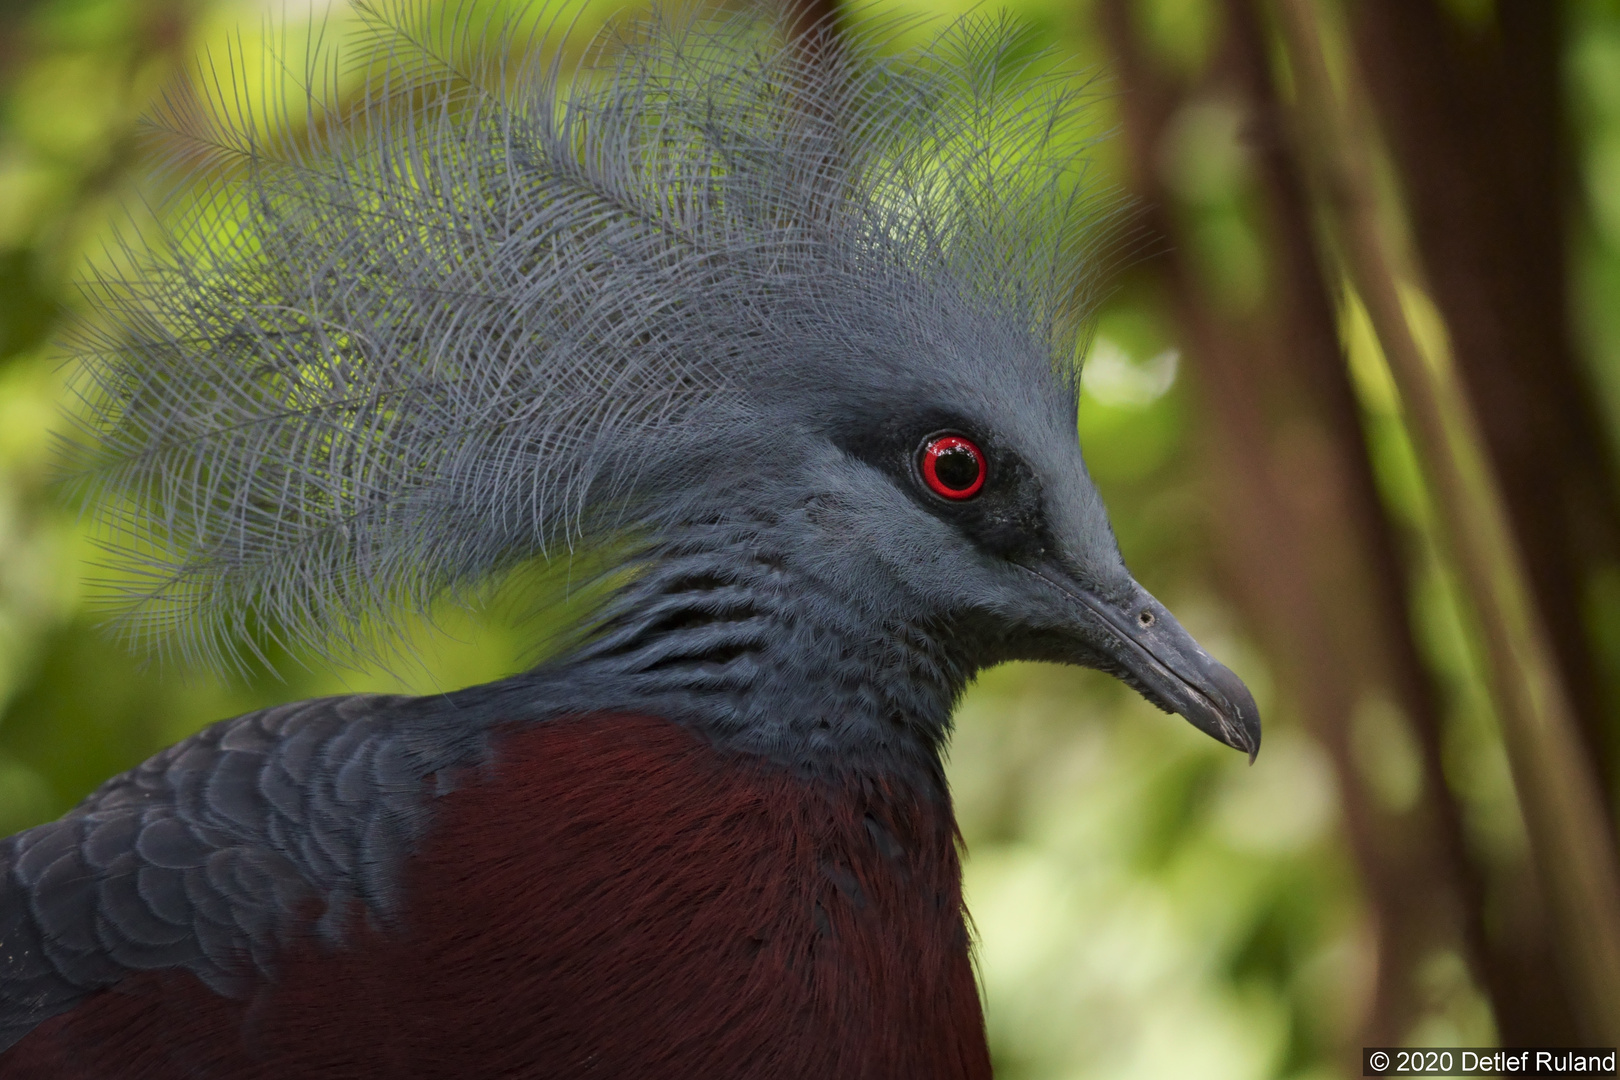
1029, 566, 1262, 761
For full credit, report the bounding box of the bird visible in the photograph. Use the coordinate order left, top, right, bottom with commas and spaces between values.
0, 3, 1260, 1076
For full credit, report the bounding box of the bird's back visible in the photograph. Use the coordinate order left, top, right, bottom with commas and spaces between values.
0, 709, 991, 1078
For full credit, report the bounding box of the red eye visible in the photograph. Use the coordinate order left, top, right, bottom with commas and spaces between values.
919, 434, 986, 500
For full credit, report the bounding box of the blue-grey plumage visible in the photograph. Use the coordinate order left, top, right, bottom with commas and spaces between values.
2, 1, 1259, 1066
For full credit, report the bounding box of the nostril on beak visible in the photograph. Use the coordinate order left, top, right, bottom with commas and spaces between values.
1137, 610, 1155, 628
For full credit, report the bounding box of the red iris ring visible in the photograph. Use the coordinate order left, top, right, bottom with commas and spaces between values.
920, 434, 986, 499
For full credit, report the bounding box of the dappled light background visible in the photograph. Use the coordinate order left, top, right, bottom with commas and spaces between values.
0, 0, 1617, 1076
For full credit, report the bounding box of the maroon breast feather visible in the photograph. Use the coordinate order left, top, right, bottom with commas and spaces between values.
3, 714, 990, 1079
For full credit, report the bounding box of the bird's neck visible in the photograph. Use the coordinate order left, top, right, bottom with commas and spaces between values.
495, 532, 971, 784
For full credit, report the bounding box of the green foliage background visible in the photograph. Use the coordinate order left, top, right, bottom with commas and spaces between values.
0, 0, 1617, 1076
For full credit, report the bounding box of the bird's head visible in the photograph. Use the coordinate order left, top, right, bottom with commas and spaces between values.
647, 279, 1260, 760
802, 346, 1257, 757
72, 3, 1257, 759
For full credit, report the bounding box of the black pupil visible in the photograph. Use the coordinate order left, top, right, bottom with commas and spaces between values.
934, 445, 981, 490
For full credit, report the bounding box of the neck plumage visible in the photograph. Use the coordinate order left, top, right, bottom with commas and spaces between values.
492, 525, 970, 783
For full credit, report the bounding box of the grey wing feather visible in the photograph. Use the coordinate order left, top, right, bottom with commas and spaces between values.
0, 693, 431, 1052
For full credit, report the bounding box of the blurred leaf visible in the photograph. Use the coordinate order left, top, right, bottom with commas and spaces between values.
0, 248, 55, 363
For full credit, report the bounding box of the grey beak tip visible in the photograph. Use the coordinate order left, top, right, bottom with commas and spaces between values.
1205, 661, 1262, 763
1222, 715, 1260, 763
1239, 709, 1261, 763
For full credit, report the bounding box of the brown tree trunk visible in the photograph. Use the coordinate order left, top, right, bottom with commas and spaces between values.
1350, 0, 1620, 810
1095, 0, 1575, 1049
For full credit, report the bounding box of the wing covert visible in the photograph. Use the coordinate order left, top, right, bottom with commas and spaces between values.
0, 693, 431, 1051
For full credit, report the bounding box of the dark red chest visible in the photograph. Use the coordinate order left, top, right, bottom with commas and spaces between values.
7, 715, 991, 1078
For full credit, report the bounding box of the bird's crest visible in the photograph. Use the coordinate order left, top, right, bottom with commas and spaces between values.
65, 0, 1117, 673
